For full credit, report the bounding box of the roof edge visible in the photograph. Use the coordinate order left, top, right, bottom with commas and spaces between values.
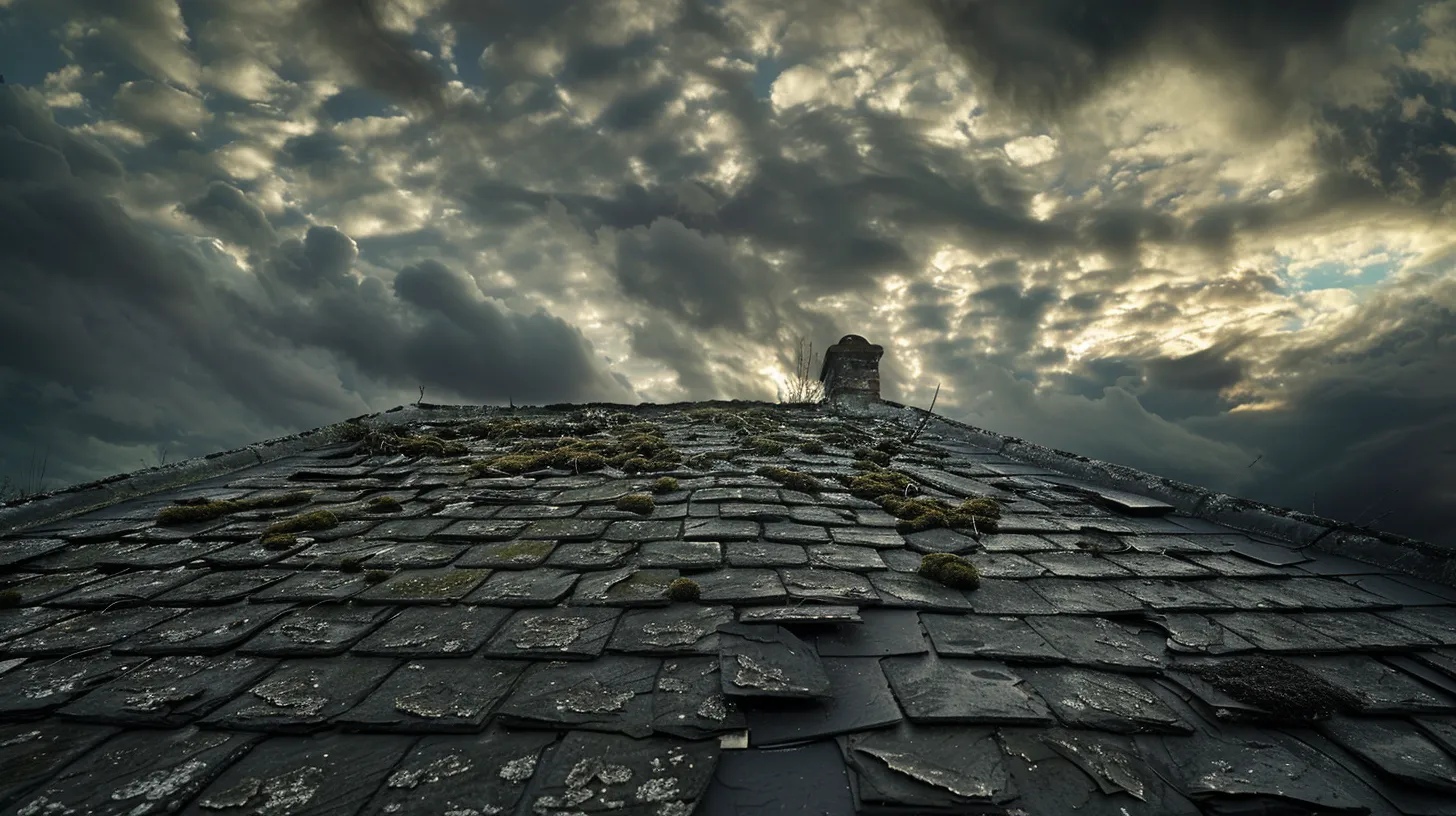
891, 403, 1456, 586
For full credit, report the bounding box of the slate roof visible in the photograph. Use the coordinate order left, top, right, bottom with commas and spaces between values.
1, 400, 1455, 815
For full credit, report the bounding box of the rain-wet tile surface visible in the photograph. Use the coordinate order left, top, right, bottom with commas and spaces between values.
1, 402, 1455, 814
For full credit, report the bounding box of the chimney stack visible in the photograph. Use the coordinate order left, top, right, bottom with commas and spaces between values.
819, 334, 884, 409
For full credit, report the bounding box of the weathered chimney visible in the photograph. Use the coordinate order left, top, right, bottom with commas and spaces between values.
819, 334, 884, 408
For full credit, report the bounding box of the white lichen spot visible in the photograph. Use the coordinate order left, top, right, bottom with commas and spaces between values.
556, 679, 634, 713
514, 616, 592, 650
388, 753, 473, 789
16, 795, 75, 816
634, 778, 680, 802
111, 758, 209, 803
641, 622, 703, 647
498, 755, 538, 783
394, 684, 482, 719
696, 694, 728, 721
733, 654, 792, 692
199, 767, 324, 813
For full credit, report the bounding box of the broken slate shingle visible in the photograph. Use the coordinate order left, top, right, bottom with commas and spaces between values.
652, 656, 746, 739
637, 539, 722, 569
1024, 616, 1166, 673
464, 567, 579, 607
921, 613, 1065, 663
842, 723, 1019, 810
482, 607, 622, 660
881, 655, 1054, 725
815, 609, 926, 657
570, 567, 679, 607
718, 622, 832, 700
496, 657, 659, 737
1019, 668, 1193, 734
57, 654, 277, 727
334, 657, 527, 732
743, 657, 902, 747
692, 569, 788, 605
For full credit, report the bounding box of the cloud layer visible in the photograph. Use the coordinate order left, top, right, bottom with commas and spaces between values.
1, 0, 1453, 546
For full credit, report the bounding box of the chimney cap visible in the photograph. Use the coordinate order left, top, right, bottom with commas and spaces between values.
819, 334, 884, 403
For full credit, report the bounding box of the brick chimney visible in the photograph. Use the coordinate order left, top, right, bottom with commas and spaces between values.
819, 334, 884, 408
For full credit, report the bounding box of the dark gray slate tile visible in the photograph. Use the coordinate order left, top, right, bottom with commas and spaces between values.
464, 568, 579, 607
497, 656, 659, 737
45, 568, 202, 609
725, 542, 809, 568
829, 527, 905, 549
637, 539, 722, 569
964, 579, 1057, 616
117, 603, 294, 656
719, 622, 831, 700
1025, 552, 1133, 579
352, 605, 510, 657
854, 508, 903, 528
282, 538, 397, 570
200, 537, 307, 568
1025, 616, 1165, 674
361, 542, 466, 569
1102, 552, 1212, 578
522, 518, 610, 541
0, 722, 119, 807
807, 544, 886, 572
744, 657, 902, 747
1139, 727, 1374, 814
58, 654, 277, 727
1378, 607, 1456, 646
815, 609, 926, 657
901, 528, 980, 556
1026, 579, 1144, 615
693, 569, 788, 605
1295, 610, 1439, 650
3, 571, 106, 605
1208, 612, 1345, 653
1351, 575, 1454, 606
1323, 715, 1456, 793
1184, 552, 1287, 578
1155, 613, 1257, 655
762, 522, 831, 544
1225, 537, 1309, 566
878, 549, 921, 572
738, 606, 863, 625
973, 552, 1047, 579
435, 519, 529, 541
922, 613, 1065, 663
1291, 654, 1456, 715
355, 567, 492, 605
24, 541, 151, 571
694, 487, 779, 503
239, 605, 393, 657
203, 656, 399, 733
697, 740, 853, 816
0, 607, 183, 657
334, 657, 526, 732
1110, 578, 1231, 611
0, 653, 147, 718
882, 655, 1054, 725
571, 567, 679, 607
1021, 668, 1194, 734
779, 568, 878, 605
868, 571, 974, 611
495, 503, 581, 519
721, 503, 790, 522
545, 539, 636, 570
603, 519, 682, 541
523, 729, 719, 814
789, 505, 855, 526
453, 539, 556, 569
653, 656, 746, 739
361, 728, 557, 815
251, 570, 374, 603
0, 538, 67, 569
977, 533, 1058, 553
482, 607, 622, 660
685, 518, 761, 541
8, 726, 260, 816
95, 538, 229, 569
0, 606, 77, 646
152, 568, 291, 605
189, 733, 417, 816
843, 723, 1018, 810
609, 604, 734, 656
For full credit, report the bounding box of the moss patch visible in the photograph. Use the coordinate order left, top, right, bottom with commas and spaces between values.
156, 491, 314, 526
881, 496, 1001, 533
756, 466, 822, 494
364, 569, 391, 584
456, 417, 601, 440
852, 448, 893, 467
339, 557, 364, 574
366, 496, 403, 513
918, 553, 981, 589
490, 540, 556, 562
847, 469, 916, 501
1193, 656, 1364, 723
652, 476, 679, 494
615, 493, 656, 515
260, 532, 299, 551
666, 577, 701, 602
0, 589, 21, 608
264, 509, 340, 536
742, 437, 787, 456
358, 428, 468, 458
473, 429, 683, 476
798, 440, 825, 455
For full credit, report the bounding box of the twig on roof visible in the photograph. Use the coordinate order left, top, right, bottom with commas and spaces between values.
904, 383, 940, 444
1247, 454, 1262, 468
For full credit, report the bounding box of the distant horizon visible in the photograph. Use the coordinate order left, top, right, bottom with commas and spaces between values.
1, 0, 1453, 547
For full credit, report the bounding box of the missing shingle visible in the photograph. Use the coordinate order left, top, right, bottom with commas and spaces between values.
1192, 655, 1363, 723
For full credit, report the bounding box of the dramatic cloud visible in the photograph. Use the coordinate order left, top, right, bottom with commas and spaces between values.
0, 0, 1453, 547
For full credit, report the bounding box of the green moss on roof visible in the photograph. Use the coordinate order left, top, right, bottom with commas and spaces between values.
1194, 656, 1364, 723
847, 469, 915, 501
756, 466, 821, 494
264, 509, 340, 536
156, 491, 314, 526
666, 577, 701, 602
651, 476, 679, 494
366, 496, 403, 514
918, 553, 981, 589
615, 493, 655, 515
364, 569, 392, 584
474, 431, 682, 475
0, 589, 20, 608
852, 448, 893, 467
797, 440, 825, 454
881, 495, 1001, 534
743, 437, 786, 456
260, 532, 299, 551
339, 557, 364, 573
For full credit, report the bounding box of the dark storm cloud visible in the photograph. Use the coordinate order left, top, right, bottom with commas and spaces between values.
181, 181, 278, 251
1143, 343, 1248, 391
613, 218, 755, 332
1316, 68, 1456, 203
304, 0, 449, 115
918, 0, 1388, 120
965, 282, 1061, 357
627, 316, 719, 397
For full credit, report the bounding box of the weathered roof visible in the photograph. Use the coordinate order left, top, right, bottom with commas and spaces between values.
1, 400, 1454, 815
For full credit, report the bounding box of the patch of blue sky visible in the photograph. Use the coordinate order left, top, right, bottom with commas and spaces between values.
752, 58, 782, 100
1288, 258, 1400, 294
0, 17, 66, 87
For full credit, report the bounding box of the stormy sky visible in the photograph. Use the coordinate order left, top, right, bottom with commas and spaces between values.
1, 0, 1454, 546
